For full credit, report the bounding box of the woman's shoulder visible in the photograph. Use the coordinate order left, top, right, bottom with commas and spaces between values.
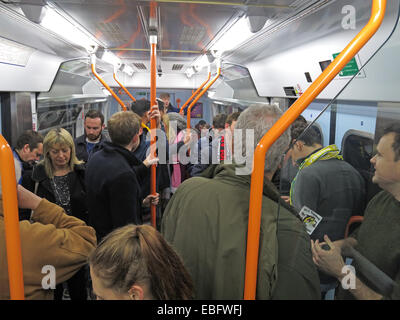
31, 163, 48, 181
74, 163, 86, 172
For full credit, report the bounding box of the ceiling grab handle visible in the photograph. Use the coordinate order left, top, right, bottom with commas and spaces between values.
244, 0, 387, 300
187, 61, 221, 130
90, 55, 127, 111
180, 65, 211, 115
113, 67, 136, 103
1, 135, 25, 300
149, 33, 158, 229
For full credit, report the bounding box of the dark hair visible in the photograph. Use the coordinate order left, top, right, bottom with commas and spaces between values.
291, 123, 322, 146
131, 99, 150, 117
89, 224, 194, 300
226, 112, 241, 126
85, 109, 104, 125
159, 93, 170, 99
15, 130, 43, 150
107, 112, 140, 146
383, 123, 400, 161
194, 120, 207, 131
213, 114, 227, 129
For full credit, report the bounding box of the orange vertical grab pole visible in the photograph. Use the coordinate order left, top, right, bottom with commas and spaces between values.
0, 135, 25, 300
244, 0, 387, 300
149, 35, 158, 228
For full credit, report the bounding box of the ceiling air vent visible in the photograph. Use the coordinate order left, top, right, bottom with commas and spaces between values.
180, 25, 206, 45
134, 63, 147, 70
172, 64, 184, 71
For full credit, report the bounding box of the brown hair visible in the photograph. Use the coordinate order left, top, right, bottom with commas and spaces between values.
226, 111, 241, 126
88, 224, 194, 300
107, 111, 140, 147
85, 109, 105, 125
15, 130, 43, 150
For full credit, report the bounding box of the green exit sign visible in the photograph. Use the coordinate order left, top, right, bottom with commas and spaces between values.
333, 53, 360, 77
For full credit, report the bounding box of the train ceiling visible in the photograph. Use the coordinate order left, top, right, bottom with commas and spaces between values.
0, 0, 319, 76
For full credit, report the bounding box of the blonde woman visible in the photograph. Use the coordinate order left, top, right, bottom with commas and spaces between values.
21, 127, 89, 300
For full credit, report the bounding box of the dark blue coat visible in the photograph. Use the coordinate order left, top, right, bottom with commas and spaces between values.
86, 141, 148, 241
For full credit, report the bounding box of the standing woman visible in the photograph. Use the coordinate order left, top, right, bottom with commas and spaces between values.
21, 128, 89, 300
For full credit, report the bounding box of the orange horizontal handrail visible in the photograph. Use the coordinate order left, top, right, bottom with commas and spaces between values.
180, 70, 211, 115
113, 72, 136, 103
1, 135, 25, 300
187, 66, 221, 129
244, 0, 386, 300
91, 58, 127, 111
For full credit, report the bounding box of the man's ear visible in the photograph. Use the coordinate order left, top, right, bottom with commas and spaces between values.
128, 285, 145, 300
295, 140, 304, 151
22, 144, 31, 154
102, 124, 106, 130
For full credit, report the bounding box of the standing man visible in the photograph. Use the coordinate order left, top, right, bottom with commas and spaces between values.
86, 111, 159, 241
312, 123, 400, 300
290, 123, 366, 241
162, 104, 320, 299
159, 92, 180, 113
74, 110, 109, 163
289, 123, 365, 297
13, 130, 43, 182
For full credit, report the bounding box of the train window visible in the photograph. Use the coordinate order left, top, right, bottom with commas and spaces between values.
38, 109, 65, 131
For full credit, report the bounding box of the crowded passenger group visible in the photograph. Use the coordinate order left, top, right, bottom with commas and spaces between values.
1, 97, 399, 301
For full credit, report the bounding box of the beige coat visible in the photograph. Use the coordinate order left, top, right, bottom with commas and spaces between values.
0, 199, 97, 300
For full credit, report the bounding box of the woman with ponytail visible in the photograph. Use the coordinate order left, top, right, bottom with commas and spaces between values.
88, 224, 193, 300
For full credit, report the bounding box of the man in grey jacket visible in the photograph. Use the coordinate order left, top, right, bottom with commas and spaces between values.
289, 123, 365, 296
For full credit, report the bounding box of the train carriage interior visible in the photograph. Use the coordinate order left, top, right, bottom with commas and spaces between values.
0, 0, 400, 301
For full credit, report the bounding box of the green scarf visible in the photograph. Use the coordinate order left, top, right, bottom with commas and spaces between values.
289, 144, 343, 205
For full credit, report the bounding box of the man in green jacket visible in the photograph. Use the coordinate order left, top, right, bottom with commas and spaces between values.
161, 104, 320, 299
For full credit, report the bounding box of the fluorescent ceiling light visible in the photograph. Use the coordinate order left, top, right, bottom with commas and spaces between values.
40, 5, 101, 52
122, 64, 134, 76
185, 67, 195, 78
193, 55, 209, 72
101, 50, 121, 68
210, 16, 253, 54
0, 37, 34, 67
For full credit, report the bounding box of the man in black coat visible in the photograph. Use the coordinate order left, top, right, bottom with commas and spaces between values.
74, 110, 109, 163
86, 111, 159, 241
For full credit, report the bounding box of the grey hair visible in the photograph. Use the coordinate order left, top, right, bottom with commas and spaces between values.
167, 112, 186, 131
234, 104, 290, 173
